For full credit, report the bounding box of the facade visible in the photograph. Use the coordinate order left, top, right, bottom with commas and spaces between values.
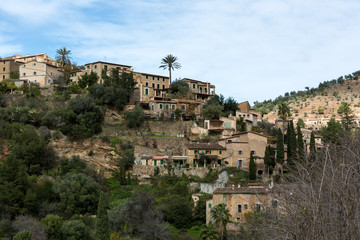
4, 53, 56, 65
206, 184, 280, 225
146, 98, 202, 119
0, 59, 21, 81
19, 61, 63, 86
140, 156, 169, 167
133, 72, 170, 104
235, 111, 261, 131
182, 78, 215, 103
184, 143, 226, 168
83, 61, 132, 84
204, 116, 237, 138
218, 132, 267, 175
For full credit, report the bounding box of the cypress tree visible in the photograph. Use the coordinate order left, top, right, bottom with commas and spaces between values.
264, 146, 271, 175
287, 121, 297, 166
297, 125, 305, 161
276, 128, 284, 164
310, 131, 316, 161
95, 192, 109, 240
249, 152, 257, 180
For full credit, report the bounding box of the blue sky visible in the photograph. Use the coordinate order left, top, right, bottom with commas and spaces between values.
1, 0, 360, 104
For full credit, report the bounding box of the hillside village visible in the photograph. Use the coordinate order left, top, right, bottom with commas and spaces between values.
0, 51, 359, 239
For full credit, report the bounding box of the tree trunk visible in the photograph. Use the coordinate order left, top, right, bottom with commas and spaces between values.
169, 68, 172, 85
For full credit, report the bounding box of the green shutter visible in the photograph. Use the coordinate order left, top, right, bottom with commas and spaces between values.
154, 160, 157, 166
161, 159, 164, 165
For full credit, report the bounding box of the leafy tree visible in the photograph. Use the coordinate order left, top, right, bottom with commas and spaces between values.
41, 214, 63, 240
52, 173, 101, 218
223, 97, 239, 116
0, 155, 28, 217
96, 192, 110, 240
159, 54, 181, 84
320, 118, 343, 143
10, 71, 20, 79
169, 79, 191, 99
60, 219, 91, 240
78, 71, 98, 88
166, 200, 193, 229
193, 198, 207, 223
297, 118, 305, 128
201, 101, 223, 120
236, 117, 247, 132
337, 102, 354, 130
249, 152, 257, 180
309, 132, 316, 161
125, 106, 145, 128
210, 203, 231, 240
12, 215, 47, 240
276, 128, 284, 164
297, 125, 305, 161
9, 126, 56, 174
13, 230, 32, 240
277, 102, 291, 141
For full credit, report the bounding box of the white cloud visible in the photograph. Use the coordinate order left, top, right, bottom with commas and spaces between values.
3, 0, 360, 103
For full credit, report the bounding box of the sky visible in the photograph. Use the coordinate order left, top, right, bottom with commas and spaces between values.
1, 0, 360, 104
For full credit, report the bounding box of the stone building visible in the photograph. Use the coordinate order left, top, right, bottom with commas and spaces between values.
218, 132, 267, 175
206, 184, 281, 226
0, 59, 21, 81
182, 78, 216, 103
184, 143, 226, 168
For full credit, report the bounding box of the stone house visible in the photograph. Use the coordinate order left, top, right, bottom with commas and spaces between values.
184, 143, 226, 168
19, 61, 63, 86
204, 116, 237, 138
218, 132, 267, 175
206, 184, 281, 226
182, 78, 215, 103
0, 59, 21, 81
139, 156, 169, 167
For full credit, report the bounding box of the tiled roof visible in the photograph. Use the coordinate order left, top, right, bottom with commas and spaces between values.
185, 143, 226, 150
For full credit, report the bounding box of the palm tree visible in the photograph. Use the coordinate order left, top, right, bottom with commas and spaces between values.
55, 47, 72, 68
200, 222, 219, 240
159, 54, 181, 84
211, 203, 231, 240
277, 102, 291, 141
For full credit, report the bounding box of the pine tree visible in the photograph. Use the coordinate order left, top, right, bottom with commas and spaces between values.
249, 152, 257, 180
276, 128, 284, 164
95, 192, 109, 240
310, 131, 316, 161
297, 125, 305, 161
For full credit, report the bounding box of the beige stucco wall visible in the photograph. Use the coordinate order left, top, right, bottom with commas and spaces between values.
19, 61, 63, 86
184, 147, 226, 168
219, 132, 267, 171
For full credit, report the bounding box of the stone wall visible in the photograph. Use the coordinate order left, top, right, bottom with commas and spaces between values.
131, 165, 210, 178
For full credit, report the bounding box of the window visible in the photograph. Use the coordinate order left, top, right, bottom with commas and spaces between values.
157, 84, 160, 89
244, 204, 248, 210
145, 82, 148, 86
145, 88, 149, 95
162, 85, 165, 89
165, 104, 169, 110
152, 83, 155, 88
157, 76, 159, 80
193, 83, 196, 89
152, 76, 154, 80
246, 194, 250, 199
87, 65, 90, 69
151, 104, 154, 110
163, 78, 165, 81
32, 63, 36, 66
3, 67, 5, 71
181, 105, 186, 110
23, 73, 26, 76
48, 79, 51, 83
33, 71, 37, 75
219, 150, 222, 155
254, 203, 263, 212
104, 65, 108, 70
238, 151, 243, 155
224, 122, 232, 128
208, 203, 212, 208
94, 65, 97, 69
236, 204, 242, 214
251, 150, 256, 156
234, 194, 237, 199
238, 160, 243, 168
194, 150, 198, 154
159, 104, 163, 109
171, 104, 175, 110
2, 75, 4, 79
51, 72, 54, 76
146, 75, 148, 79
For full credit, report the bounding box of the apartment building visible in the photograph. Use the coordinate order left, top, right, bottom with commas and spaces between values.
19, 61, 63, 86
